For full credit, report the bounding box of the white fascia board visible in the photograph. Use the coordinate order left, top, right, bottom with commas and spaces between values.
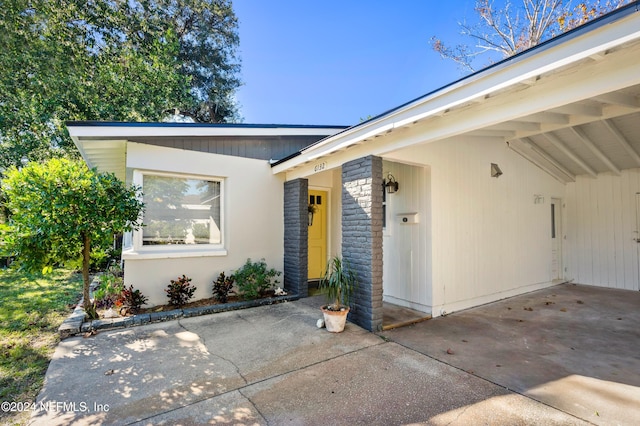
66, 125, 345, 139
282, 40, 640, 181
273, 10, 640, 175
69, 134, 92, 167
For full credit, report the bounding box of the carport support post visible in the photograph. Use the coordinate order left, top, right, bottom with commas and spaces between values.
342, 155, 383, 331
283, 178, 309, 297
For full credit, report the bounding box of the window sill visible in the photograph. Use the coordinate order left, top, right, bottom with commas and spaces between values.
122, 247, 228, 260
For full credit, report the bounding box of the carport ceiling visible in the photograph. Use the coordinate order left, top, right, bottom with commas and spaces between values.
499, 83, 640, 183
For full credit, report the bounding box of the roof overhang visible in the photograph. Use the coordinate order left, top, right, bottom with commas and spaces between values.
67, 122, 347, 181
273, 3, 640, 184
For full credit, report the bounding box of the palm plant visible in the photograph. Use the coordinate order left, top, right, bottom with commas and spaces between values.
320, 256, 356, 311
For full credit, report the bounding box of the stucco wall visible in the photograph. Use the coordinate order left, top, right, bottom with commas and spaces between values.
122, 142, 284, 307
387, 137, 566, 316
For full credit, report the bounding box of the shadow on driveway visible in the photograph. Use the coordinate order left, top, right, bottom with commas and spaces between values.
30, 284, 638, 425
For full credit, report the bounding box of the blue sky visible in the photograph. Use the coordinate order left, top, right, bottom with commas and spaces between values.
233, 1, 478, 126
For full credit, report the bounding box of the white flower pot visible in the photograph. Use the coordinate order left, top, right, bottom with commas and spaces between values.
321, 306, 350, 333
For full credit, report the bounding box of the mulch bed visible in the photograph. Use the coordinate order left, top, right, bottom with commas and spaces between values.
99, 290, 279, 317
138, 295, 243, 314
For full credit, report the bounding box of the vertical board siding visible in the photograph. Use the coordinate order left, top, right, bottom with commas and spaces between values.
382, 161, 431, 310
612, 174, 625, 286
566, 169, 640, 290
389, 137, 565, 315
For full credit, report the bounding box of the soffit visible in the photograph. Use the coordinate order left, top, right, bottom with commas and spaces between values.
73, 139, 127, 181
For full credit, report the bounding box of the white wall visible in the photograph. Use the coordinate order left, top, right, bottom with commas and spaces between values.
387, 137, 566, 316
123, 142, 285, 306
382, 161, 432, 312
565, 170, 640, 291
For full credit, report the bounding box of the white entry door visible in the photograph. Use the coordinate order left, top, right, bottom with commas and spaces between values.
551, 198, 562, 281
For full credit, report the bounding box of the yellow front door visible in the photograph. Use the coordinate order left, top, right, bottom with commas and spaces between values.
308, 190, 327, 279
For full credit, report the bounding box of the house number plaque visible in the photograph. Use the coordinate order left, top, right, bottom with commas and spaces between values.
313, 161, 327, 173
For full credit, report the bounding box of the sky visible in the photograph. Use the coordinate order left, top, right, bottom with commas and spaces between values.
232, 1, 479, 126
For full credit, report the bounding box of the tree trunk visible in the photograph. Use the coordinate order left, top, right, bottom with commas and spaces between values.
82, 233, 92, 311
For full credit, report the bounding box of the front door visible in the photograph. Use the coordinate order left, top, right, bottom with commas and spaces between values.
308, 190, 327, 279
551, 198, 562, 280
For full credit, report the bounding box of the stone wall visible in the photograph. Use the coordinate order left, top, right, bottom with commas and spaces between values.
341, 156, 383, 331
283, 179, 309, 296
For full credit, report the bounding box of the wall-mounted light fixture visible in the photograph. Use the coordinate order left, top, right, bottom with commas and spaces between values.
491, 163, 503, 178
308, 204, 316, 226
385, 173, 399, 194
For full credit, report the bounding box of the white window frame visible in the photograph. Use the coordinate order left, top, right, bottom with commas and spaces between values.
122, 169, 227, 260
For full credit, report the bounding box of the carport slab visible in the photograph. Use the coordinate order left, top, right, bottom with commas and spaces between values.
381, 283, 640, 425
243, 342, 586, 425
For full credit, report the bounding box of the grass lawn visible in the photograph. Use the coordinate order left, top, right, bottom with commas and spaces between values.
0, 268, 82, 426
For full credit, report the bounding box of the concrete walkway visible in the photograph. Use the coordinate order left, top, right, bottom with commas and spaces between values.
31, 284, 639, 425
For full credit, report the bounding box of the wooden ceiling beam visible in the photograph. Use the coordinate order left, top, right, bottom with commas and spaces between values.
602, 119, 640, 167
517, 112, 570, 125
549, 103, 603, 117
594, 92, 640, 108
520, 137, 576, 181
544, 133, 598, 177
569, 126, 620, 175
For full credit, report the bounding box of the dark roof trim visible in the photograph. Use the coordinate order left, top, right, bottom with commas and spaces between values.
270, 151, 302, 166
65, 121, 349, 130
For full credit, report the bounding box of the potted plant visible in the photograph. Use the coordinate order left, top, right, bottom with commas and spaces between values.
319, 256, 356, 332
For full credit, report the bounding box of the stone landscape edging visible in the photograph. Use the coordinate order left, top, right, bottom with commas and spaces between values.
58, 276, 299, 339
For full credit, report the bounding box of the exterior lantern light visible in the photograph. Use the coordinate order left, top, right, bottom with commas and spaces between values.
308, 204, 316, 226
385, 173, 399, 194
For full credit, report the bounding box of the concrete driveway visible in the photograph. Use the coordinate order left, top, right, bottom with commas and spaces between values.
380, 283, 640, 425
31, 284, 639, 425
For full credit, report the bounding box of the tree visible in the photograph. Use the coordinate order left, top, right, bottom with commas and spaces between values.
1, 158, 144, 316
0, 0, 241, 170
166, 0, 243, 123
431, 0, 633, 72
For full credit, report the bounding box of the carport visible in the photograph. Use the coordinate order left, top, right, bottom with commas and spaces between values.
381, 283, 640, 425
277, 4, 640, 332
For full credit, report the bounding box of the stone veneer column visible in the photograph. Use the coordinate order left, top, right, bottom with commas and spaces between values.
283, 179, 309, 296
342, 156, 383, 331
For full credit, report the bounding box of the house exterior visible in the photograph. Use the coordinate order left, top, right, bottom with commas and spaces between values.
68, 123, 347, 306
69, 3, 640, 331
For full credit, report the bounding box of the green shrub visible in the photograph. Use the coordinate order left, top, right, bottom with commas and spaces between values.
212, 272, 235, 303
165, 275, 196, 307
93, 269, 124, 309
234, 259, 281, 300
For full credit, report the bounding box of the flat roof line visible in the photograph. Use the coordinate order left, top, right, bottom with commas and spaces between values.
65, 121, 348, 130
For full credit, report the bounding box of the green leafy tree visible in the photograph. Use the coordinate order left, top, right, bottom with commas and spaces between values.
166, 0, 243, 123
431, 0, 632, 72
0, 0, 241, 169
1, 158, 144, 316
